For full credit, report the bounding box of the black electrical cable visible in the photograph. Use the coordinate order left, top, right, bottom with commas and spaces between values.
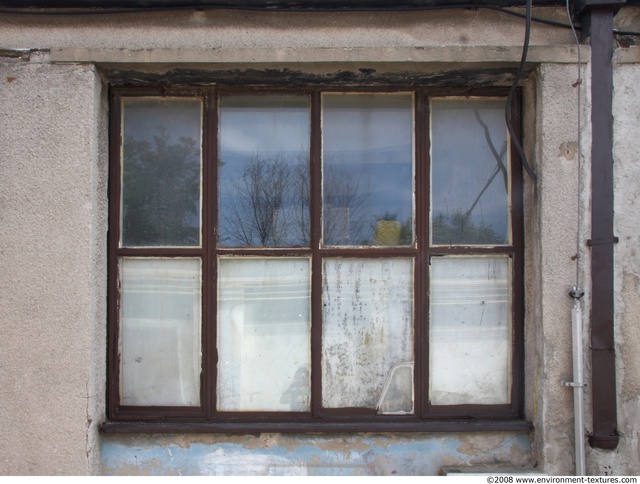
506, 0, 538, 183
483, 4, 577, 29
613, 29, 640, 36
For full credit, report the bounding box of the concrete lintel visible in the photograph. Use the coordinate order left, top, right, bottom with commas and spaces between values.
614, 46, 640, 63
51, 45, 588, 65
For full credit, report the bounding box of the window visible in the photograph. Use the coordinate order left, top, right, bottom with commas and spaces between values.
107, 87, 524, 427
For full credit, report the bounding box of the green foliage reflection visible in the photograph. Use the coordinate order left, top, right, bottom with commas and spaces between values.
432, 209, 501, 245
122, 129, 200, 246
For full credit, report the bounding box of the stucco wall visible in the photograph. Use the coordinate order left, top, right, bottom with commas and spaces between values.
0, 54, 107, 474
0, 5, 639, 476
526, 61, 589, 475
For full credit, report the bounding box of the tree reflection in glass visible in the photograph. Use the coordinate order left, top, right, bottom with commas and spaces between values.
121, 99, 202, 247
430, 99, 510, 246
322, 93, 414, 247
219, 95, 310, 247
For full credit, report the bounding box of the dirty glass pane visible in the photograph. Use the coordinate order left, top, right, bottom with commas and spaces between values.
322, 93, 414, 247
431, 99, 510, 246
120, 258, 201, 406
429, 256, 511, 405
322, 258, 414, 411
121, 98, 202, 247
217, 258, 311, 411
219, 95, 310, 247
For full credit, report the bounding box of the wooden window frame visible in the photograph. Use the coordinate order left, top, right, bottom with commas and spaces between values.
105, 85, 525, 432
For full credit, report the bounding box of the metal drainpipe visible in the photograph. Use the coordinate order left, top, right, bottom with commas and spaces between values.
564, 287, 587, 475
577, 0, 621, 450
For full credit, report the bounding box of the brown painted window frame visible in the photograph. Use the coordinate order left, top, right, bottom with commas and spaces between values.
106, 85, 525, 432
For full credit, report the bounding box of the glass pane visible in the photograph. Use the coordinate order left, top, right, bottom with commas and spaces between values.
429, 256, 511, 405
322, 258, 414, 412
219, 96, 310, 247
322, 94, 414, 247
431, 99, 510, 246
120, 258, 201, 406
121, 98, 202, 247
217, 258, 311, 411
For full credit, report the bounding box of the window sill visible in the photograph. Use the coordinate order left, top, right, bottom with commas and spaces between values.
100, 419, 532, 435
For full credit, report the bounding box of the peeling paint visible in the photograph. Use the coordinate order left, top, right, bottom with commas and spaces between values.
100, 66, 522, 88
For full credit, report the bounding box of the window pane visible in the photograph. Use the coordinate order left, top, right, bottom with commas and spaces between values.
219, 96, 310, 247
120, 258, 201, 406
430, 99, 510, 246
322, 94, 414, 247
429, 256, 511, 405
217, 258, 311, 411
322, 258, 414, 412
121, 98, 202, 247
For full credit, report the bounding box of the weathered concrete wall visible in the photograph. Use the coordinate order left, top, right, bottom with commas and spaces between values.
525, 61, 590, 476
0, 52, 107, 474
0, 5, 639, 476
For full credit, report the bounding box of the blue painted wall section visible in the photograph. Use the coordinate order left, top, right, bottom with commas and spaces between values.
102, 432, 535, 475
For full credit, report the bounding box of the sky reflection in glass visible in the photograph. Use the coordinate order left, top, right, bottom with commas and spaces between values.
322, 93, 414, 247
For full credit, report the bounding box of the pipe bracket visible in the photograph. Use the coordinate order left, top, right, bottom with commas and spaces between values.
587, 236, 619, 246
563, 381, 588, 388
569, 286, 585, 299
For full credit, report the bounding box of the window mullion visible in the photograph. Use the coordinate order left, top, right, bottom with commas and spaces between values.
509, 91, 525, 417
415, 91, 430, 419
107, 91, 124, 420
309, 91, 323, 419
203, 90, 218, 418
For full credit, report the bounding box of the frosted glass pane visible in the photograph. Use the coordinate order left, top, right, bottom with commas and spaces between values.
322, 258, 414, 412
120, 258, 201, 406
431, 99, 510, 245
429, 256, 511, 405
121, 98, 202, 247
219, 95, 310, 247
322, 94, 414, 247
217, 258, 311, 411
